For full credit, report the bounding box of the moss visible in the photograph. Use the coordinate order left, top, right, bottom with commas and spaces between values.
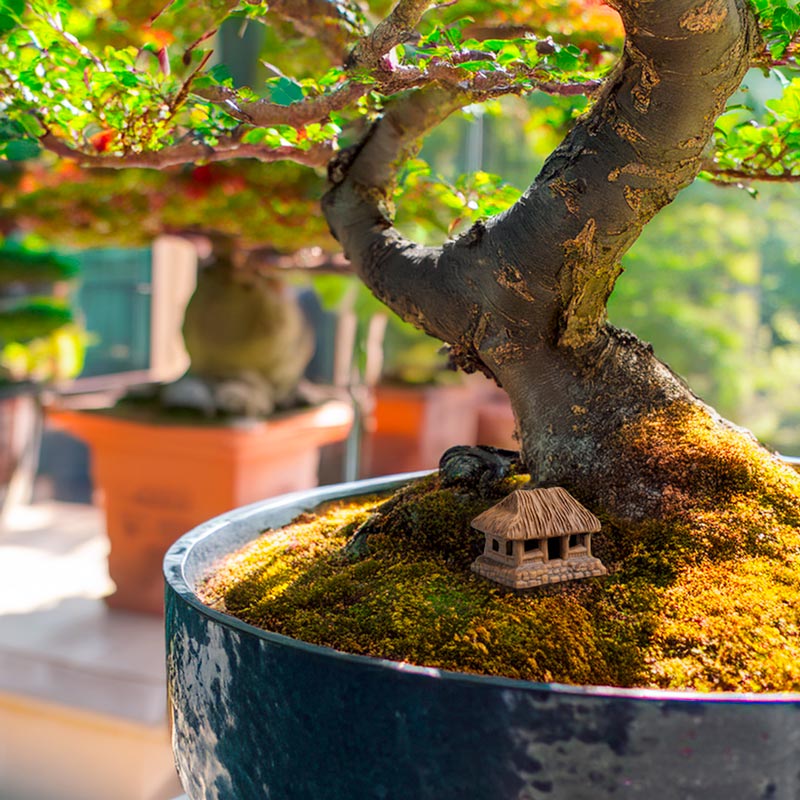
618, 401, 800, 523
199, 476, 646, 687
200, 402, 800, 691
646, 557, 800, 691
598, 401, 800, 690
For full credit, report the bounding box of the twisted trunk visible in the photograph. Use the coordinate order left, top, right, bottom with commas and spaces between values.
324, 0, 799, 525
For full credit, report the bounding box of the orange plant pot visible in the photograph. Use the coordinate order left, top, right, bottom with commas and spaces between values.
48, 401, 353, 614
476, 389, 518, 451
360, 384, 481, 478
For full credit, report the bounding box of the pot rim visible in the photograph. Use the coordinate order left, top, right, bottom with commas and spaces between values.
164, 470, 800, 707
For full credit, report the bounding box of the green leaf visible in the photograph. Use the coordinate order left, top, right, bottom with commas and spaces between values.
552, 45, 581, 72
241, 127, 272, 144
0, 300, 73, 344
318, 67, 344, 87
3, 138, 41, 160
774, 6, 800, 32
18, 116, 47, 142
0, 0, 24, 15
269, 76, 304, 106
0, 0, 24, 35
114, 69, 140, 88
241, 125, 298, 147
458, 60, 496, 72
0, 116, 26, 141
208, 63, 233, 86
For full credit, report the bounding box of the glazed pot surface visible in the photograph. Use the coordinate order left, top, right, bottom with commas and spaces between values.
165, 474, 800, 800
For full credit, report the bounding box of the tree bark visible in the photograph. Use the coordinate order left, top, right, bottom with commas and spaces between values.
323, 0, 799, 524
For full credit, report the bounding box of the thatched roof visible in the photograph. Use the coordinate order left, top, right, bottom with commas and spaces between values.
471, 488, 601, 540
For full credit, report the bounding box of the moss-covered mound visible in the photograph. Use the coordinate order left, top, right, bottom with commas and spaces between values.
200, 407, 800, 692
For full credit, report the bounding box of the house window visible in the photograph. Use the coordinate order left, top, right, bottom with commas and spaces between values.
569, 534, 586, 549
506, 540, 514, 557
492, 538, 500, 552
524, 539, 540, 552
547, 538, 563, 561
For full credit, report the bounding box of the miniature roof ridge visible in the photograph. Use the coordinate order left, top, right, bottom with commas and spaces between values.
471, 487, 601, 539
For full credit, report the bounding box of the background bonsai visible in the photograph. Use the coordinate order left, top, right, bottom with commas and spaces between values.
0, 2, 799, 614
0, 239, 85, 516
1, 155, 335, 416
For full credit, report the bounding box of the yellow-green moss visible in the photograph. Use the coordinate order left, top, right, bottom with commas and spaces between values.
199, 476, 646, 687
199, 404, 800, 692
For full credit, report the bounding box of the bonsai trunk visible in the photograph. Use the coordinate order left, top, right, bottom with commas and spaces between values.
323, 0, 800, 528
163, 242, 314, 417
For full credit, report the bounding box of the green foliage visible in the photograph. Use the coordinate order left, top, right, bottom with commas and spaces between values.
0, 0, 616, 172
0, 0, 790, 188
407, 25, 612, 92
396, 159, 521, 241
0, 0, 793, 244
0, 115, 40, 161
712, 76, 800, 180
0, 298, 71, 341
749, 0, 800, 58
610, 180, 800, 453
0, 160, 332, 250
268, 76, 304, 106
0, 240, 79, 284
0, 0, 24, 36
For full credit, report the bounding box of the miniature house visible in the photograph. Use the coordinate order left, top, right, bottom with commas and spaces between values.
471, 487, 607, 589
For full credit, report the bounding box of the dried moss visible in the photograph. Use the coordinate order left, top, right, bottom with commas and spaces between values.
200, 403, 800, 692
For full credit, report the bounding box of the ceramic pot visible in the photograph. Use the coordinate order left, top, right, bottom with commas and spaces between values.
50, 400, 352, 613
165, 473, 800, 800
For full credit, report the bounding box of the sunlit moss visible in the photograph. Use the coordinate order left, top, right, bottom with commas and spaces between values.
646, 557, 800, 691
200, 404, 800, 691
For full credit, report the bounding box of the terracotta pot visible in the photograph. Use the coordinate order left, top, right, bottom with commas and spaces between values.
165, 474, 800, 800
360, 384, 480, 477
49, 401, 352, 614
476, 390, 517, 450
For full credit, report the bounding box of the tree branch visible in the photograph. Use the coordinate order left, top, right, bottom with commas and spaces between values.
39, 131, 333, 169
196, 65, 600, 130
487, 0, 760, 350
194, 81, 367, 127
347, 0, 433, 70
702, 166, 800, 184
322, 85, 475, 346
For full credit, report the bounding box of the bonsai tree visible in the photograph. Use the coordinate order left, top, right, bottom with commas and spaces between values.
0, 0, 798, 526
0, 239, 84, 514
1, 156, 336, 415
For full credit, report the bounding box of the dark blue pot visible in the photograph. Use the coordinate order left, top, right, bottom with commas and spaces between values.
164, 474, 800, 800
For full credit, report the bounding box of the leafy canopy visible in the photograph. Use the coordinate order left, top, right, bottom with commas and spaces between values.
0, 0, 795, 211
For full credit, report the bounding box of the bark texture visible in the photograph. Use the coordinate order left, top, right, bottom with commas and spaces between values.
323, 0, 797, 524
